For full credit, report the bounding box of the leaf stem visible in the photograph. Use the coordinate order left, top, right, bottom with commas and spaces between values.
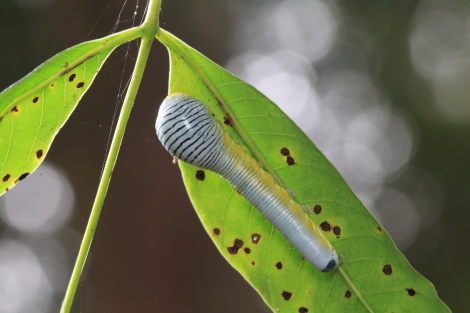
142, 0, 161, 37
60, 0, 162, 312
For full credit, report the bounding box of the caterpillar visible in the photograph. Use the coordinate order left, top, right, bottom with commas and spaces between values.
155, 93, 339, 272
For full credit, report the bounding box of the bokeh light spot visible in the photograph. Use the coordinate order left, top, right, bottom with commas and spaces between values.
0, 162, 74, 233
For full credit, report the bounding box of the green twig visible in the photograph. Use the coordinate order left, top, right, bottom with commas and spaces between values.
60, 0, 162, 312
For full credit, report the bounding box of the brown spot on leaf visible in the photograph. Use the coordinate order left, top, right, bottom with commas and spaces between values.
11, 106, 19, 113
345, 290, 351, 298
213, 228, 220, 235
68, 73, 76, 82
383, 264, 392, 275
76, 82, 85, 88
281, 291, 292, 301
299, 308, 308, 313
227, 247, 237, 254
2, 174, 10, 182
15, 173, 30, 183
32, 97, 39, 103
275, 262, 283, 270
313, 204, 322, 214
244, 247, 251, 254
406, 288, 416, 296
333, 226, 341, 236
223, 113, 234, 127
36, 149, 43, 159
377, 226, 382, 232
251, 261, 256, 266
286, 156, 295, 165
280, 148, 290, 156
251, 233, 261, 244
227, 239, 244, 254
320, 222, 331, 231
195, 170, 205, 181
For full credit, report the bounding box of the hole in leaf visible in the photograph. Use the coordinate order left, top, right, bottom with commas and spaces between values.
32, 97, 39, 103
251, 233, 261, 244
195, 170, 205, 181
76, 82, 84, 88
406, 288, 416, 296
299, 308, 308, 313
383, 264, 392, 275
280, 148, 290, 156
320, 222, 331, 231
281, 291, 292, 301
69, 73, 76, 82
313, 204, 322, 214
2, 174, 10, 182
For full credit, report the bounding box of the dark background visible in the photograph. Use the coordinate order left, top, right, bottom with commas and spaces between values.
0, 0, 468, 312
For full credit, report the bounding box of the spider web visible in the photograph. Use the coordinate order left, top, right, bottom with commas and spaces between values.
0, 1, 154, 313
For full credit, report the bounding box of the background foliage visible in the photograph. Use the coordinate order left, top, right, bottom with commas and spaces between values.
0, 0, 467, 312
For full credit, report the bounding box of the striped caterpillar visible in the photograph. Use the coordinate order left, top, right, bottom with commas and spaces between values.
155, 93, 339, 272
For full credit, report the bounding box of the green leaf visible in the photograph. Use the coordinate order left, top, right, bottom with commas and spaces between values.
157, 29, 450, 312
0, 28, 141, 197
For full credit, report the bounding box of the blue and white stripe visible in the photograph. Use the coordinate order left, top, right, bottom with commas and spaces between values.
156, 93, 339, 272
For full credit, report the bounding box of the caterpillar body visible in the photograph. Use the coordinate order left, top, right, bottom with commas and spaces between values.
155, 93, 339, 272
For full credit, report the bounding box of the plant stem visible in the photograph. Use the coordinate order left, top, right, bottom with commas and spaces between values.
60, 0, 162, 312
142, 0, 161, 37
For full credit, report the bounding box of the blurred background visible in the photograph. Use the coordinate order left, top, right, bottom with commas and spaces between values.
0, 0, 468, 312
